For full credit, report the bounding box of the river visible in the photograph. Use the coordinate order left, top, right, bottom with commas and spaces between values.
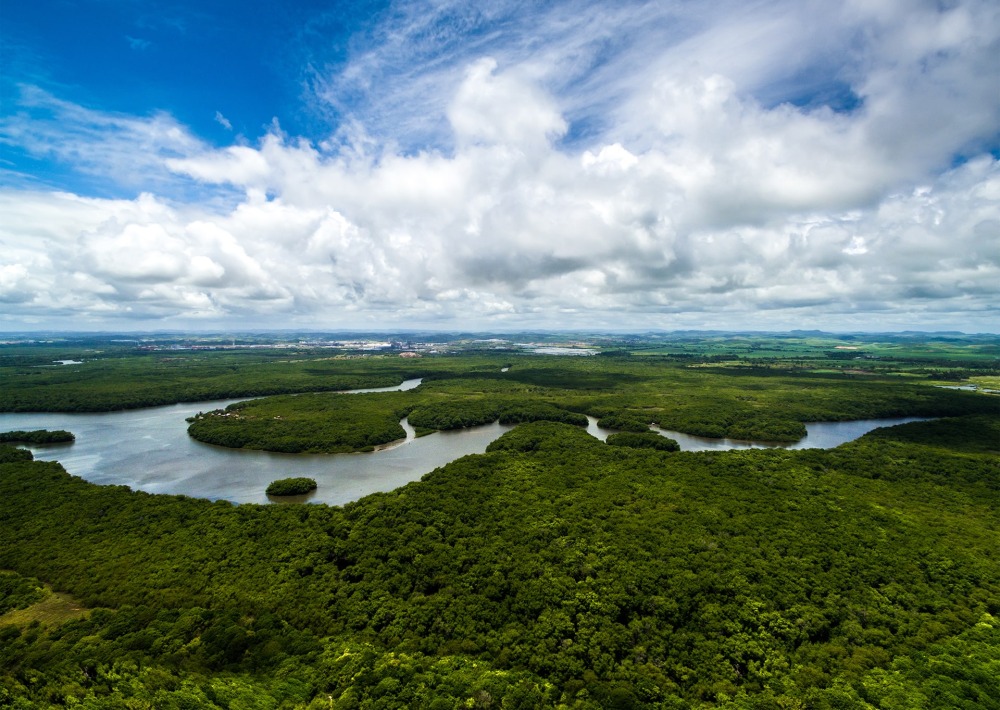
1, 381, 926, 506
587, 416, 927, 450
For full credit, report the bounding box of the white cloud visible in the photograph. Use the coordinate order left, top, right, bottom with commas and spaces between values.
448, 58, 567, 151
0, 86, 209, 192
1, 0, 998, 331
214, 111, 233, 130
167, 145, 271, 186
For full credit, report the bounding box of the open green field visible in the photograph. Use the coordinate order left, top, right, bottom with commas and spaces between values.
0, 589, 90, 630
1, 332, 998, 708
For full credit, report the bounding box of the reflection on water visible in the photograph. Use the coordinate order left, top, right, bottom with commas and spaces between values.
267, 490, 318, 504
1, 382, 926, 506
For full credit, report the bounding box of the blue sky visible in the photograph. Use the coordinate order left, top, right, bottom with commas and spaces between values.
1, 0, 999, 332
4, 1, 343, 128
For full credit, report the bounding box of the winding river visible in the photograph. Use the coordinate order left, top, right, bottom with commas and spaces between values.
1, 379, 925, 506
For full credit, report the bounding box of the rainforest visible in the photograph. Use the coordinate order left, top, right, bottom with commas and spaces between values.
0, 331, 998, 709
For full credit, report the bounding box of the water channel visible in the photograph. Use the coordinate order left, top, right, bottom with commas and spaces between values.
1, 379, 926, 506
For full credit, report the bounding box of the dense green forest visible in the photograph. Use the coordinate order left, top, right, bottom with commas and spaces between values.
185, 357, 996, 452
1, 335, 998, 707
0, 430, 75, 444
0, 351, 415, 412
605, 431, 680, 451
2, 413, 998, 707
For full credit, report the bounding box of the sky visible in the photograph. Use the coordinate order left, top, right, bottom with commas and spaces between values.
1, 0, 999, 333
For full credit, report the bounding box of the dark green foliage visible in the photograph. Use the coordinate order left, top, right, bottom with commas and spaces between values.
863, 413, 1000, 454
191, 362, 993, 453
486, 420, 604, 453
606, 431, 680, 451
596, 411, 651, 432
191, 387, 594, 454
408, 398, 588, 430
652, 407, 808, 442
266, 477, 318, 496
496, 402, 589, 427
0, 445, 32, 463
725, 415, 806, 441
0, 571, 45, 615
0, 430, 74, 444
495, 365, 645, 390
407, 398, 502, 430
188, 392, 410, 453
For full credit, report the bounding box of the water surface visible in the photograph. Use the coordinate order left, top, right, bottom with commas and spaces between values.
649, 418, 929, 451
587, 416, 927, 450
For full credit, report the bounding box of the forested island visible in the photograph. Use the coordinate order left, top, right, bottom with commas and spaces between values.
0, 332, 998, 708
0, 430, 74, 444
266, 477, 319, 496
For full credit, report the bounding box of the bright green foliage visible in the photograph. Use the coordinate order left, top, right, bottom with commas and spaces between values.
266, 477, 318, 496
0, 430, 74, 444
874, 612, 1000, 709
606, 431, 680, 451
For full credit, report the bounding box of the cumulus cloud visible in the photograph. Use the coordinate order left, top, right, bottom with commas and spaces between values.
448, 58, 567, 151
1, 0, 998, 330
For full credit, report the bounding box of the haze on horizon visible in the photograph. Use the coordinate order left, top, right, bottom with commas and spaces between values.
2, 0, 999, 334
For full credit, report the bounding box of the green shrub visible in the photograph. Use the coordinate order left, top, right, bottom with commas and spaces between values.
265, 477, 318, 496
596, 412, 650, 432
0, 430, 75, 444
606, 431, 680, 451
0, 445, 33, 463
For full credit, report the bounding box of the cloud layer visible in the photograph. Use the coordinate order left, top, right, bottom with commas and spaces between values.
1, 0, 998, 331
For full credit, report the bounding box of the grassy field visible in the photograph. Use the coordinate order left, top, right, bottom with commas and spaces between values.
0, 589, 90, 628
